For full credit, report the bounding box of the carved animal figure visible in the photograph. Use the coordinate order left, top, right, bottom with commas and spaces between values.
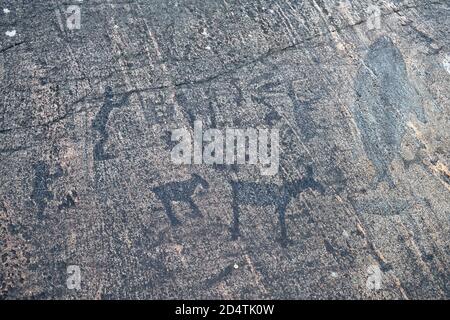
354, 36, 426, 188
92, 86, 132, 161
153, 174, 209, 225
230, 166, 325, 246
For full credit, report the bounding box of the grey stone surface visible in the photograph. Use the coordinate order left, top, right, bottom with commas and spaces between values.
0, 0, 449, 299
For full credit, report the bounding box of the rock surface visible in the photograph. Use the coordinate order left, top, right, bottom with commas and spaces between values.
0, 0, 449, 299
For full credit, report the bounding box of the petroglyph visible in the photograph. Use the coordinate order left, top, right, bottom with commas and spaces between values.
153, 174, 209, 226
92, 87, 132, 161
353, 36, 426, 188
230, 166, 325, 247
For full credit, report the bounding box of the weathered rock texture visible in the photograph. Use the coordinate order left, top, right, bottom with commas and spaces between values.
0, 0, 449, 299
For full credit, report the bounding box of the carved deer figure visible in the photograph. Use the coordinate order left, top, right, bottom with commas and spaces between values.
153, 174, 209, 226
230, 166, 325, 246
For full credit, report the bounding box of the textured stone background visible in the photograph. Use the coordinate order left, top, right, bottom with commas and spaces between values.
0, 0, 449, 299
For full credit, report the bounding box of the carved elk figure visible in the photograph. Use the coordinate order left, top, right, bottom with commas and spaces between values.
153, 174, 209, 226
230, 166, 325, 246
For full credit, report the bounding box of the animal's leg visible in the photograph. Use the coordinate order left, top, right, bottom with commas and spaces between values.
188, 198, 202, 218
277, 200, 291, 247
161, 198, 181, 226
230, 195, 240, 240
